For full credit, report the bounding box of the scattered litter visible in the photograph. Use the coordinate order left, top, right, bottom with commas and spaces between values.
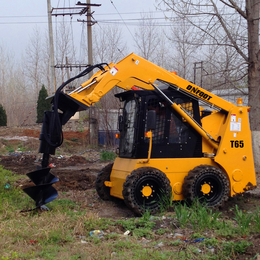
154, 242, 164, 248
139, 237, 150, 244
124, 230, 130, 236
29, 240, 38, 244
111, 252, 117, 258
89, 230, 104, 238
191, 238, 205, 243
78, 235, 86, 239
4, 183, 10, 189
194, 248, 202, 253
49, 163, 56, 168
174, 233, 184, 239
184, 237, 206, 243
81, 240, 88, 244
58, 155, 64, 159
207, 246, 215, 254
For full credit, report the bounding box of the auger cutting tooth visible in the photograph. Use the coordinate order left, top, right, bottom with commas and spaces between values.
23, 184, 58, 207
26, 168, 59, 186
23, 167, 59, 208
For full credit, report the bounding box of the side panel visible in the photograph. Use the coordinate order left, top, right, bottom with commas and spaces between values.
110, 157, 220, 200
214, 107, 256, 195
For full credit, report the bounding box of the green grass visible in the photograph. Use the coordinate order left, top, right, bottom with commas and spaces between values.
233, 204, 253, 235
0, 165, 259, 260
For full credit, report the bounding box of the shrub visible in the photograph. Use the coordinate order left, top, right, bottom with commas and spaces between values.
36, 85, 51, 123
0, 104, 7, 126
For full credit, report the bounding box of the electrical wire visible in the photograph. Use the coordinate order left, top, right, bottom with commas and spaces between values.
91, 15, 126, 57
70, 15, 77, 72
0, 11, 240, 19
108, 0, 143, 53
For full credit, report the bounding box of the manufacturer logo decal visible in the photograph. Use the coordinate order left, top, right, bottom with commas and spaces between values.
186, 85, 212, 101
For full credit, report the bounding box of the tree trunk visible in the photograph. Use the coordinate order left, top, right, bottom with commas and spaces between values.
246, 0, 260, 170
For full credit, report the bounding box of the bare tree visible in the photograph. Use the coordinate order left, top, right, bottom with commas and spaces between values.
42, 31, 52, 94
0, 45, 34, 126
0, 46, 8, 107
24, 27, 44, 100
134, 13, 161, 63
92, 24, 127, 145
93, 24, 127, 64
158, 0, 260, 168
55, 21, 77, 85
166, 18, 199, 80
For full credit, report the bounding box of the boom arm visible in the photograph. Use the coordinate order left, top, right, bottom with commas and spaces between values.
67, 53, 235, 112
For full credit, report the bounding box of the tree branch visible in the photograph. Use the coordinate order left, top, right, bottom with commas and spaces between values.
219, 0, 247, 19
210, 0, 248, 62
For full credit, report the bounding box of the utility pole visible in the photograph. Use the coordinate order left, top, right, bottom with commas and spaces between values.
193, 61, 203, 87
51, 1, 100, 144
65, 57, 70, 81
87, 0, 93, 78
47, 0, 56, 94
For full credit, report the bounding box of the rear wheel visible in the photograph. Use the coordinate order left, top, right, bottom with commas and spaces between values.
95, 163, 113, 200
182, 165, 230, 208
123, 167, 172, 215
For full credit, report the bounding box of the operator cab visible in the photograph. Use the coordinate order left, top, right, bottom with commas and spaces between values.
115, 86, 202, 159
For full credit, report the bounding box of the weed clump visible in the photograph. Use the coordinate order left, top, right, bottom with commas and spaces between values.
100, 151, 117, 161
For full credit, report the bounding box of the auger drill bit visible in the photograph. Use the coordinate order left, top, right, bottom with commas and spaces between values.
23, 111, 60, 208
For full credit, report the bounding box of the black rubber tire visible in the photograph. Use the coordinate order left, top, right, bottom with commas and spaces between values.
95, 163, 113, 200
182, 165, 230, 208
122, 167, 172, 216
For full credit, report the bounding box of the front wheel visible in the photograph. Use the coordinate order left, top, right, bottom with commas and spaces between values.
122, 167, 172, 215
95, 163, 113, 200
182, 165, 230, 208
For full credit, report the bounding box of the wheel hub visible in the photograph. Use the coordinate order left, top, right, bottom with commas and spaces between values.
142, 185, 153, 197
201, 183, 211, 195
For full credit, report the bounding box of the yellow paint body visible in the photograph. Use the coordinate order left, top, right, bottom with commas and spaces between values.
67, 53, 256, 202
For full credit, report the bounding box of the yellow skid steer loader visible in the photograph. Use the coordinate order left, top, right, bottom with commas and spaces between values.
23, 53, 256, 215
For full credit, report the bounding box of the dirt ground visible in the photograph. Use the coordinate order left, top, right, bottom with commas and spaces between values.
1, 127, 260, 258
0, 127, 136, 219
0, 126, 260, 218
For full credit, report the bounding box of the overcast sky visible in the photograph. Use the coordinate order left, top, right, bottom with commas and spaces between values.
0, 0, 165, 59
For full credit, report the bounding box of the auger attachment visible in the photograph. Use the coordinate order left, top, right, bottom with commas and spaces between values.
22, 63, 108, 209
23, 110, 62, 209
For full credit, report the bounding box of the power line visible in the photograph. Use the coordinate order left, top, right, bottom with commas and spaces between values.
0, 11, 239, 19
108, 0, 143, 53
92, 16, 125, 57
0, 16, 242, 27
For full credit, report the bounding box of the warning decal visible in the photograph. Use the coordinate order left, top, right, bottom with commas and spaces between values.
230, 122, 241, 132
110, 66, 118, 76
231, 114, 236, 122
